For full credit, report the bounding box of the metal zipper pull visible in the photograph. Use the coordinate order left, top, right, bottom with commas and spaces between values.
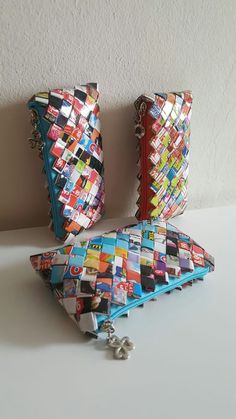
135, 101, 146, 139
28, 109, 44, 151
101, 319, 135, 360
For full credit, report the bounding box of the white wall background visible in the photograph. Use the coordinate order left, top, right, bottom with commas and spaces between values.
0, 0, 236, 230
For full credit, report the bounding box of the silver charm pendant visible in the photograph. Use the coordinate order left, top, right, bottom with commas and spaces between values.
101, 320, 135, 360
108, 335, 135, 360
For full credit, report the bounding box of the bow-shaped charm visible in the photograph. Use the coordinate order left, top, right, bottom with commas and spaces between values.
108, 335, 135, 360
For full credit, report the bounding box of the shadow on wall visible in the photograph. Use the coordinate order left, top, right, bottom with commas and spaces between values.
0, 102, 138, 231
0, 101, 49, 231
101, 103, 138, 219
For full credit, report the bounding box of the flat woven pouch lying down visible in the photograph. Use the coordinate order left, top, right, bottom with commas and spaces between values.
30, 219, 214, 359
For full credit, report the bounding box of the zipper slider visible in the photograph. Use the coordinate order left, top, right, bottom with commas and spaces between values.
101, 319, 135, 360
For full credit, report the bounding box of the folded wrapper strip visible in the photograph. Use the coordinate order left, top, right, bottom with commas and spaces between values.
28, 83, 104, 241
135, 91, 193, 221
30, 220, 214, 336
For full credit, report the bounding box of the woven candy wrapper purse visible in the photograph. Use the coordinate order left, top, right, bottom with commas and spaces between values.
135, 91, 192, 221
31, 219, 214, 360
28, 83, 104, 241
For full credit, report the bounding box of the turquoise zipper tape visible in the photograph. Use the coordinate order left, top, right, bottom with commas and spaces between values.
97, 266, 209, 330
29, 102, 65, 240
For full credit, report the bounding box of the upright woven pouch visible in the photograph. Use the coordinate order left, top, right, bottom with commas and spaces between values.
28, 83, 104, 241
135, 91, 193, 221
30, 219, 214, 359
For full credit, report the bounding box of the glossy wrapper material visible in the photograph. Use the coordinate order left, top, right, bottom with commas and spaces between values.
28, 84, 104, 241
135, 91, 193, 221
30, 219, 214, 335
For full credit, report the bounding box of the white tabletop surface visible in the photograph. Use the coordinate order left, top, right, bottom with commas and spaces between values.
0, 206, 235, 419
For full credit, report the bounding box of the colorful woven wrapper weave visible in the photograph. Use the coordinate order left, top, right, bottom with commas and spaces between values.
30, 219, 214, 335
135, 91, 193, 221
28, 83, 104, 241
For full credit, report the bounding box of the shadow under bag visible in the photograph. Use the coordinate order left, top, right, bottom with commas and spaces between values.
135, 91, 193, 221
28, 83, 104, 241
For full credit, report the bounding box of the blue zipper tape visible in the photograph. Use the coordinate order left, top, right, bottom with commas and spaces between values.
97, 266, 209, 330
28, 102, 66, 240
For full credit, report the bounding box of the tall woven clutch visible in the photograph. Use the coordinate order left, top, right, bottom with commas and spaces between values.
135, 91, 193, 221
28, 83, 104, 241
30, 219, 214, 359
